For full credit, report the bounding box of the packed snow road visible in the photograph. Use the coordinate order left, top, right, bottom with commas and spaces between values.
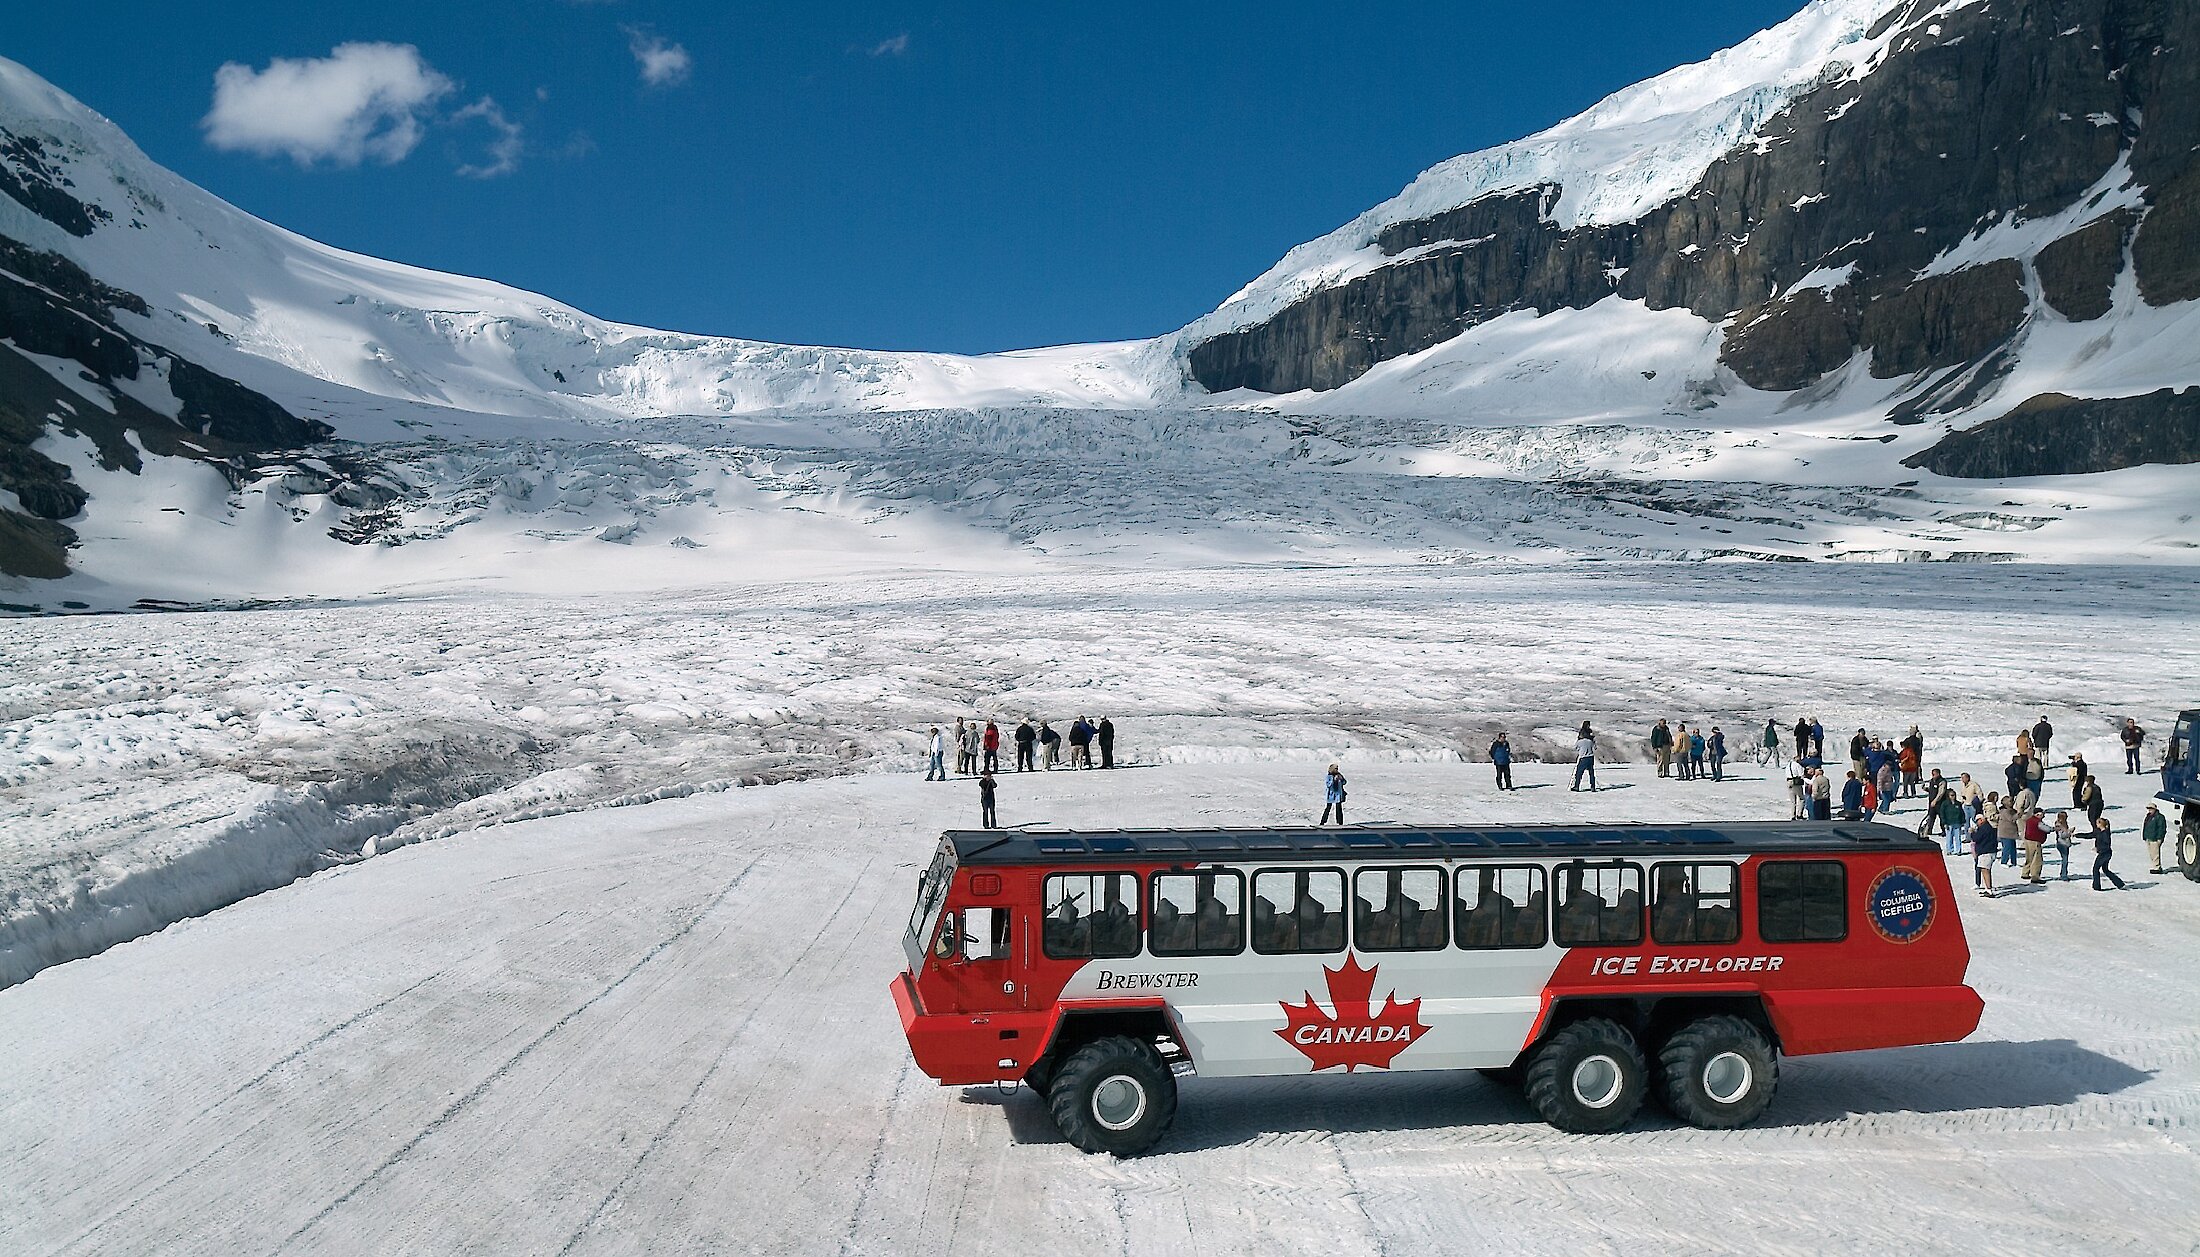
2, 761, 2195, 1255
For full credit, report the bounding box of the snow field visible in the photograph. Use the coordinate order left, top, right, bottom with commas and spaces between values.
0, 759, 2193, 1254
5, 564, 2197, 989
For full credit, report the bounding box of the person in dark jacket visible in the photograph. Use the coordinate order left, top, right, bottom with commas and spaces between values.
1809, 718, 1825, 761
1971, 814, 1999, 897
2091, 817, 2125, 890
1014, 719, 1037, 771
1068, 717, 1093, 768
2080, 775, 2105, 829
979, 771, 999, 829
2069, 753, 2090, 808
1097, 717, 1116, 769
2123, 719, 2147, 774
2004, 753, 2028, 798
1709, 727, 1728, 782
1848, 730, 1869, 781
1793, 717, 1811, 761
1490, 733, 1515, 790
1936, 787, 1967, 856
1651, 719, 1675, 777
1038, 720, 1061, 768
2144, 803, 2168, 873
1841, 771, 1865, 821
2032, 716, 2054, 763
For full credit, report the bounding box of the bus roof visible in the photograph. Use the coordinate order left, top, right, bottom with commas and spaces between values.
943, 821, 1931, 866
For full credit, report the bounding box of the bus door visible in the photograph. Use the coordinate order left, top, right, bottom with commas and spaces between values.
932, 898, 1023, 1013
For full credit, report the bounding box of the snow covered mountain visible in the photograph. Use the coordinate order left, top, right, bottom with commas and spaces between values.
3, 0, 2198, 604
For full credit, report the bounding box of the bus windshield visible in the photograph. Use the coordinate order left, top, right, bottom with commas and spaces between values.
909, 842, 956, 942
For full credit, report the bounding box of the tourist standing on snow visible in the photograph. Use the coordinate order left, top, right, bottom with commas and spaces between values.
1792, 717, 1811, 762
1571, 723, 1598, 792
2020, 809, 2046, 883
1761, 718, 1782, 768
962, 721, 983, 775
1690, 727, 1709, 781
982, 720, 1001, 773
1320, 764, 1348, 825
1936, 788, 1968, 855
1490, 733, 1515, 791
2080, 774, 2105, 829
1899, 727, 1923, 797
1971, 813, 1999, 897
1039, 719, 1061, 768
1786, 760, 1806, 819
1841, 771, 1865, 821
926, 727, 946, 781
2123, 719, 2147, 774
1811, 767, 1833, 820
2069, 753, 2090, 808
1995, 796, 2021, 867
1651, 719, 1675, 777
979, 771, 999, 829
1709, 727, 1728, 782
1921, 769, 1949, 837
2033, 715, 2055, 764
2143, 803, 2168, 873
2004, 753, 2029, 798
1848, 729, 1869, 783
1068, 717, 1094, 768
2091, 817, 2126, 890
1097, 717, 1116, 769
2051, 811, 2075, 880
1014, 718, 1037, 771
953, 718, 970, 775
1875, 757, 1899, 815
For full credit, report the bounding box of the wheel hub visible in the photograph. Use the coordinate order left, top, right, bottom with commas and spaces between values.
1701, 1050, 1753, 1105
1570, 1054, 1623, 1108
1091, 1074, 1148, 1131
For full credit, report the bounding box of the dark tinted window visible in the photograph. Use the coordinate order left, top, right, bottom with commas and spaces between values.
1149, 871, 1244, 956
1252, 869, 1346, 954
1651, 863, 1740, 945
1043, 873, 1141, 959
1354, 867, 1448, 951
1758, 861, 1847, 942
1554, 862, 1644, 947
1453, 865, 1547, 949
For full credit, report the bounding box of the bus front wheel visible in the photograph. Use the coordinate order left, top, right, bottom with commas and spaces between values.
1047, 1036, 1177, 1157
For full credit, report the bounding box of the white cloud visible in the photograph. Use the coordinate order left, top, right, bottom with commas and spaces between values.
868, 33, 911, 57
203, 43, 454, 167
452, 97, 523, 179
623, 26, 692, 87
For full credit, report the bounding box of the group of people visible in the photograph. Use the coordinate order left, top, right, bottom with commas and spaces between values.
1781, 722, 1928, 821
925, 715, 1122, 829
1648, 719, 1732, 782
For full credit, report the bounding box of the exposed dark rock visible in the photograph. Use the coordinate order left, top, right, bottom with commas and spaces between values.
1187, 0, 2197, 400
2133, 165, 2200, 306
1901, 387, 2200, 477
1859, 261, 2029, 378
1721, 287, 1862, 392
0, 130, 110, 238
2036, 208, 2137, 321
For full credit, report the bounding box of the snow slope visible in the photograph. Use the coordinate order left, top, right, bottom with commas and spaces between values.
3, 760, 2195, 1254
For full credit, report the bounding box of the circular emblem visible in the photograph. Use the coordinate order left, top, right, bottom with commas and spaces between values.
1866, 867, 1935, 944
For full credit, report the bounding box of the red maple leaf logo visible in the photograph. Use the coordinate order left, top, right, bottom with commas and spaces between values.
1276, 955, 1429, 1072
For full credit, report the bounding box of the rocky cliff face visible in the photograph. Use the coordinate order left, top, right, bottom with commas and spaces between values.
1188, 0, 2199, 434
0, 174, 326, 579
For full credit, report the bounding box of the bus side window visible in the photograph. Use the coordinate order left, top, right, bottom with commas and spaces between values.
1150, 871, 1244, 957
1758, 860, 1847, 943
1354, 867, 1446, 951
1652, 862, 1739, 945
1253, 869, 1345, 955
1045, 873, 1141, 960
1554, 861, 1644, 947
1455, 865, 1547, 949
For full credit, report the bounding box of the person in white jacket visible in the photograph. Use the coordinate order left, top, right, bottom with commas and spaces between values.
925, 727, 946, 781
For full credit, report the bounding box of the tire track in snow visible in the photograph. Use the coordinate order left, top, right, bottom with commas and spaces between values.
274, 857, 762, 1253
558, 854, 880, 1257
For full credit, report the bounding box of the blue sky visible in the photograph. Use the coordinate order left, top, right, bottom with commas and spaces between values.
13, 2, 1803, 352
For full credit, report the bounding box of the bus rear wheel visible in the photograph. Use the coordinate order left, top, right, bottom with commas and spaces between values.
1047, 1036, 1177, 1157
1523, 1018, 1646, 1133
1657, 1015, 1778, 1129
2178, 818, 2199, 883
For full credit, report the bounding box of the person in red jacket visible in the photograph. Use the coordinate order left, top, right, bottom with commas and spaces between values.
982, 720, 1001, 773
2020, 809, 2047, 883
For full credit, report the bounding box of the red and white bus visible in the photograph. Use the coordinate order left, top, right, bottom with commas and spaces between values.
892, 822, 1982, 1155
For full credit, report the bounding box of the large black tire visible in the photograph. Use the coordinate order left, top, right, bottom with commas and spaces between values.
2177, 817, 2200, 883
1522, 1018, 1647, 1134
1656, 1015, 1778, 1129
1046, 1036, 1177, 1156
1022, 1056, 1057, 1097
